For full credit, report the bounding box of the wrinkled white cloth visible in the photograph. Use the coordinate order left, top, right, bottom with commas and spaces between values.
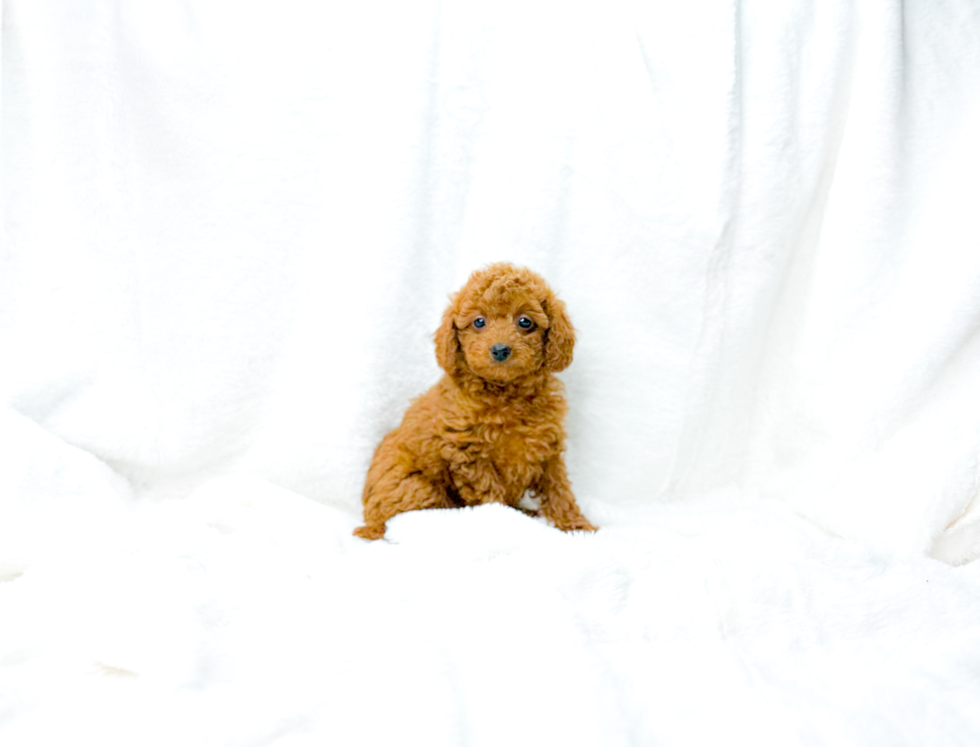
2, 1, 980, 745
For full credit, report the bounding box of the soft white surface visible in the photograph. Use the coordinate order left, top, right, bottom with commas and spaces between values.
3, 1, 980, 744
2, 477, 980, 747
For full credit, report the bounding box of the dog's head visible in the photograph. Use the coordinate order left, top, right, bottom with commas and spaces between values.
435, 263, 574, 384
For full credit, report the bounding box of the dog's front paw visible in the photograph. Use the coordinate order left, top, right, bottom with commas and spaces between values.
353, 524, 386, 540
556, 517, 598, 533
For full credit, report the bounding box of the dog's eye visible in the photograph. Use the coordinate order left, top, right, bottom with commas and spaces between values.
517, 316, 534, 330
472, 317, 486, 329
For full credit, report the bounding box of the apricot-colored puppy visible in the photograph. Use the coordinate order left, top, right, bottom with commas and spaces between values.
354, 263, 596, 540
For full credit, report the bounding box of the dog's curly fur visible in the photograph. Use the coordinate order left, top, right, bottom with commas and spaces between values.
354, 263, 597, 540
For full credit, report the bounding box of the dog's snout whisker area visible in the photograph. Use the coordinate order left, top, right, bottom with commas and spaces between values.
490, 344, 512, 362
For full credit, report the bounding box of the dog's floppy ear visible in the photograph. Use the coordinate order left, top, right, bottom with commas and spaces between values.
434, 293, 462, 376
542, 291, 575, 372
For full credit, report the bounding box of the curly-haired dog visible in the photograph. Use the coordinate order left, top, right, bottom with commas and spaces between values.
354, 263, 597, 539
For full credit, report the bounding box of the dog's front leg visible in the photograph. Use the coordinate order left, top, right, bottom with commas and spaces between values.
534, 455, 597, 532
451, 460, 509, 507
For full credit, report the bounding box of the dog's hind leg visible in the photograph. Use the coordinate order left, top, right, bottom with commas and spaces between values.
355, 462, 452, 540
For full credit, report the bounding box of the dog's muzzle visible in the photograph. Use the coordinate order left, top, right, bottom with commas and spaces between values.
490, 344, 512, 362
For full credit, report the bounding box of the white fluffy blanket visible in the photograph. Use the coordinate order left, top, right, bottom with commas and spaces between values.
2, 1, 980, 745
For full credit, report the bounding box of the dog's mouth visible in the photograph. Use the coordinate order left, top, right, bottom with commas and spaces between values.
460, 338, 540, 383
473, 355, 532, 383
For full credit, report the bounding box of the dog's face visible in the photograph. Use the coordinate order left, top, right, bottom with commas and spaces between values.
456, 297, 549, 383
435, 264, 574, 383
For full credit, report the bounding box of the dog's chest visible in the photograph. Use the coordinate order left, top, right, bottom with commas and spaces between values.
441, 405, 561, 485
479, 421, 556, 467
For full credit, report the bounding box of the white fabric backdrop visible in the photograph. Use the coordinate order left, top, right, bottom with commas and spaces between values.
2, 1, 980, 745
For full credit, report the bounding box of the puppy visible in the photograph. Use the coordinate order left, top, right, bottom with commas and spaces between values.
354, 263, 597, 539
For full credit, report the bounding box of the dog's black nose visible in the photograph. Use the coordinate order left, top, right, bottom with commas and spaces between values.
490, 344, 512, 362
